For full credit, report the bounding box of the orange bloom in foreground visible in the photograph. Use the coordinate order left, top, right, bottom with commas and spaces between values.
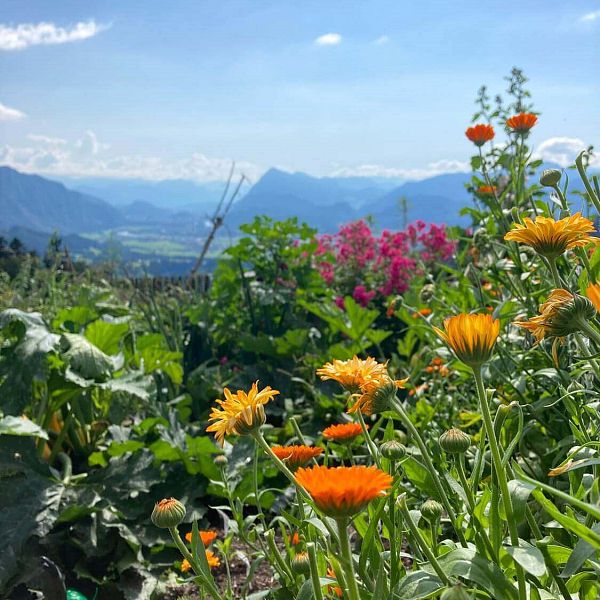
271, 445, 323, 470
506, 112, 537, 133
295, 465, 393, 518
290, 531, 300, 546
322, 422, 364, 442
587, 283, 600, 312
465, 123, 495, 146
185, 530, 217, 546
434, 313, 500, 367
181, 550, 220, 573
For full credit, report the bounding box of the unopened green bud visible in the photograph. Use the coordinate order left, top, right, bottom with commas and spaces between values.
233, 403, 266, 436
420, 284, 435, 302
214, 454, 228, 467
539, 169, 561, 187
439, 428, 471, 454
291, 551, 311, 575
420, 499, 443, 522
151, 498, 186, 528
379, 439, 407, 460
441, 583, 474, 600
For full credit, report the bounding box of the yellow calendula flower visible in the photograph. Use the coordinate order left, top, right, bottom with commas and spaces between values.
317, 356, 389, 393
206, 382, 279, 446
504, 213, 600, 258
516, 289, 595, 341
434, 313, 500, 367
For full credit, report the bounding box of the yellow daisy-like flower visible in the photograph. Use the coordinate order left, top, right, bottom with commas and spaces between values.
504, 213, 600, 259
206, 382, 279, 446
516, 288, 595, 341
317, 356, 389, 393
434, 313, 500, 367
348, 376, 408, 415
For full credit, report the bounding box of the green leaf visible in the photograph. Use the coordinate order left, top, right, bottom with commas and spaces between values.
561, 523, 600, 577
508, 479, 534, 524
0, 415, 48, 440
85, 319, 129, 355
402, 456, 439, 498
532, 489, 600, 549
505, 541, 547, 577
60, 333, 115, 381
394, 571, 442, 599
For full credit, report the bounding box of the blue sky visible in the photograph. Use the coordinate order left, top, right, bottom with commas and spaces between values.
1, 0, 599, 182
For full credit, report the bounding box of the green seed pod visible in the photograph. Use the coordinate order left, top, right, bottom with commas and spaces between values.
380, 439, 407, 460
151, 498, 186, 528
367, 379, 399, 414
440, 583, 473, 600
539, 169, 561, 187
420, 499, 443, 522
291, 551, 311, 575
439, 428, 471, 454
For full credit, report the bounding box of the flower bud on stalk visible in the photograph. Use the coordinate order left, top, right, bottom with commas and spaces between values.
379, 439, 407, 460
214, 454, 228, 467
291, 551, 311, 575
441, 583, 474, 600
439, 428, 471, 454
539, 169, 561, 187
420, 499, 444, 523
151, 498, 186, 529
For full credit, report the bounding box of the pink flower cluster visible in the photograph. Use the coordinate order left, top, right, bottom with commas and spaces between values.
316, 219, 455, 307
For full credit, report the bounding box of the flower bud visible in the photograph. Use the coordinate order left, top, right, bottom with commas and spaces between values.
367, 379, 399, 414
420, 499, 443, 522
539, 169, 561, 187
151, 497, 186, 528
214, 454, 228, 467
233, 403, 266, 436
439, 428, 471, 454
291, 551, 311, 575
379, 439, 407, 460
441, 583, 473, 600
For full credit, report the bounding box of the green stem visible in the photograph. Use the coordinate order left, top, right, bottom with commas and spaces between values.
547, 257, 564, 289
473, 367, 527, 600
578, 318, 600, 347
536, 537, 574, 600
356, 410, 381, 468
306, 542, 325, 600
391, 397, 468, 547
335, 518, 362, 600
456, 454, 497, 561
388, 476, 398, 586
576, 151, 600, 214
398, 498, 450, 585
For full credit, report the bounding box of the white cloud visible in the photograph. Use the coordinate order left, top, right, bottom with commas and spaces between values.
374, 35, 390, 45
0, 20, 107, 51
314, 32, 342, 46
330, 158, 470, 180
535, 136, 600, 168
0, 101, 25, 121
0, 130, 265, 182
581, 10, 600, 21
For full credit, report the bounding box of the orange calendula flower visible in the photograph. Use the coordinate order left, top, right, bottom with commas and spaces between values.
185, 530, 217, 546
412, 308, 432, 319
322, 422, 364, 442
434, 313, 500, 367
317, 356, 389, 393
295, 465, 393, 518
477, 185, 497, 195
516, 289, 595, 341
465, 123, 495, 146
271, 445, 323, 470
504, 213, 600, 259
290, 531, 300, 546
506, 112, 538, 133
180, 551, 220, 573
206, 382, 279, 446
326, 567, 343, 598
587, 283, 600, 311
